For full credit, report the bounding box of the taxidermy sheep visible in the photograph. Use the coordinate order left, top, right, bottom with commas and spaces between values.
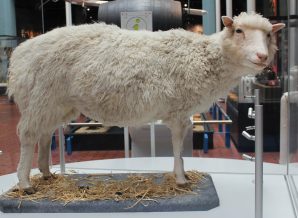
8, 12, 285, 194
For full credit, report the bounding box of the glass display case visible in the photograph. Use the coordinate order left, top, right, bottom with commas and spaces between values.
1, 0, 298, 217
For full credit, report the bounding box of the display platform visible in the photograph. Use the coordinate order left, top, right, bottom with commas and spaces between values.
0, 157, 295, 218
0, 173, 219, 213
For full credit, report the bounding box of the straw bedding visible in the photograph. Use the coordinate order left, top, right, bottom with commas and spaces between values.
4, 171, 206, 208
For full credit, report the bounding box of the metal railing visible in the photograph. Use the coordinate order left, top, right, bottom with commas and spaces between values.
210, 102, 233, 148
56, 104, 233, 172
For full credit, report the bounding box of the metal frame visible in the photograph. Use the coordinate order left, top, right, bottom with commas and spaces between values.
254, 90, 263, 218
241, 89, 264, 218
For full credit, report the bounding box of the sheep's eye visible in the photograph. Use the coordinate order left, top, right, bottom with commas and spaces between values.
235, 29, 243, 34
267, 33, 271, 38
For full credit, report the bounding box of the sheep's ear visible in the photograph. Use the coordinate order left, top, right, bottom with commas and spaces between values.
221, 16, 233, 28
272, 23, 285, 33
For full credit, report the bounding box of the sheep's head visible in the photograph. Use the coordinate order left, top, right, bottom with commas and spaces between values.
221, 12, 285, 72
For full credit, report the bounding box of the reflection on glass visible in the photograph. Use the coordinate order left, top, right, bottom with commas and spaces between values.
288, 2, 298, 174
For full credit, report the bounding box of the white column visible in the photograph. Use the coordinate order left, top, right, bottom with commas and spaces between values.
247, 0, 256, 12
215, 0, 221, 32
65, 1, 72, 26
226, 0, 232, 17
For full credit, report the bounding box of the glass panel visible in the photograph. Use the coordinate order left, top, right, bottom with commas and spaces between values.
0, 38, 17, 83
1, 0, 294, 179
288, 1, 298, 175
0, 2, 296, 216
0, 0, 289, 175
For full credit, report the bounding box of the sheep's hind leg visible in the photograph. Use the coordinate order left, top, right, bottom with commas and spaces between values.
38, 133, 54, 180
168, 119, 192, 185
17, 131, 38, 194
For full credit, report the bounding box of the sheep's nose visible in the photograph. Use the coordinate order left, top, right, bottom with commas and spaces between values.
256, 52, 268, 62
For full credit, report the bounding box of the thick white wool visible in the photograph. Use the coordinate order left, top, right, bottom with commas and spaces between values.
233, 12, 272, 32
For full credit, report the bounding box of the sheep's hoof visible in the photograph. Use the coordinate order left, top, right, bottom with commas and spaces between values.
43, 173, 56, 180
177, 181, 188, 187
175, 172, 192, 186
175, 177, 188, 186
23, 187, 36, 195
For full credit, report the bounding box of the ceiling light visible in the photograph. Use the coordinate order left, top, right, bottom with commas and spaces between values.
95, 1, 108, 4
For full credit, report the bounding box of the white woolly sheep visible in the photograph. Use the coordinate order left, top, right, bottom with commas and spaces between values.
8, 12, 285, 194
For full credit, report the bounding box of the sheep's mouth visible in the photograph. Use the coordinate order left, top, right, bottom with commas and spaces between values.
250, 61, 268, 68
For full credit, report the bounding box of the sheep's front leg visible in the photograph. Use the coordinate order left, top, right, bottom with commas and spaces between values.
168, 119, 192, 185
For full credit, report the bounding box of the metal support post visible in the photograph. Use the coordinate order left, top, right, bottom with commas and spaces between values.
150, 123, 156, 157
124, 127, 129, 158
241, 89, 263, 218
254, 89, 263, 218
255, 104, 263, 218
58, 126, 65, 174
254, 89, 260, 105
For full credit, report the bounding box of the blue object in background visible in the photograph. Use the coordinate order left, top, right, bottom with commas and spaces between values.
203, 133, 209, 153
202, 0, 216, 35
51, 134, 57, 150
218, 108, 223, 132
225, 125, 231, 148
66, 136, 73, 155
0, 0, 16, 36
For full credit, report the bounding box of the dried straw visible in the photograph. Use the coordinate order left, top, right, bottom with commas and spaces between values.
4, 171, 206, 208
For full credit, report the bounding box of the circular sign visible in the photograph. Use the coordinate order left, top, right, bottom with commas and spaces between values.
126, 17, 147, 30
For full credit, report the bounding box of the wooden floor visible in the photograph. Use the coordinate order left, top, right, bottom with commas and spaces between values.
0, 96, 279, 176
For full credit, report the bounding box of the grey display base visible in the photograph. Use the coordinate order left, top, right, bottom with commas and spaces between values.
0, 173, 219, 213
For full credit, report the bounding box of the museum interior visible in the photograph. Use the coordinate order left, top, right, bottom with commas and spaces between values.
0, 0, 298, 217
